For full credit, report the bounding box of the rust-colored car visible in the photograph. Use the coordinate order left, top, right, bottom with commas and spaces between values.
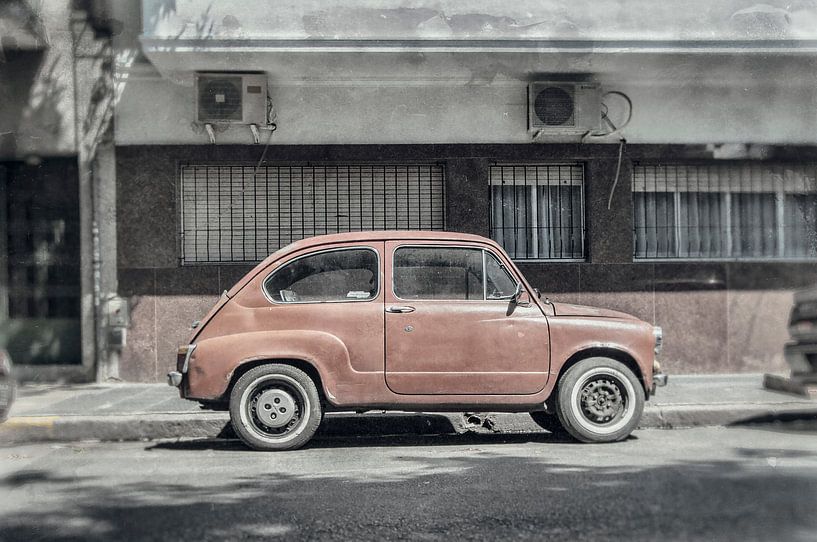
169, 231, 667, 450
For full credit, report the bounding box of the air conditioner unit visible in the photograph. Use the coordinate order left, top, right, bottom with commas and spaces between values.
196, 73, 268, 125
528, 82, 601, 134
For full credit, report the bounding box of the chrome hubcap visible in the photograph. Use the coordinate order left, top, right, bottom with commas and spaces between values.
254, 388, 297, 429
247, 380, 304, 437
580, 378, 625, 425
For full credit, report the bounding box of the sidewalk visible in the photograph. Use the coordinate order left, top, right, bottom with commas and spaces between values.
1, 374, 816, 444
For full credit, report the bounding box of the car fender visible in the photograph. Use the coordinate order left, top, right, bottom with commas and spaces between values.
548, 318, 655, 387
186, 329, 351, 401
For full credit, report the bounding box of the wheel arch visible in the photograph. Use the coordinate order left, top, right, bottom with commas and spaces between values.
223, 358, 328, 405
554, 347, 648, 399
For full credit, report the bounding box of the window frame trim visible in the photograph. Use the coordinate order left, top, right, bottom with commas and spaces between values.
390, 244, 521, 302
261, 245, 382, 305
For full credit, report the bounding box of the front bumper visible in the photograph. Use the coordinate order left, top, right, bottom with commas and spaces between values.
167, 371, 183, 387
651, 355, 668, 394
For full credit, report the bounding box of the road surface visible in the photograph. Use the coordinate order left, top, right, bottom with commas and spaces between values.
1, 423, 816, 541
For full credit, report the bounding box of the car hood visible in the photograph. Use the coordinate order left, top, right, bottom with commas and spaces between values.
550, 302, 637, 320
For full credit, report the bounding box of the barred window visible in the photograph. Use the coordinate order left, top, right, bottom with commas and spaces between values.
180, 163, 445, 264
489, 164, 585, 260
633, 164, 817, 259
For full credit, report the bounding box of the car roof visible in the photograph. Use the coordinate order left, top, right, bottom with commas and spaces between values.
281, 230, 493, 251
226, 230, 503, 297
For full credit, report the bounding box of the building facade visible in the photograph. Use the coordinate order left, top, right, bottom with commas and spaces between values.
4, 1, 817, 382
0, 0, 115, 382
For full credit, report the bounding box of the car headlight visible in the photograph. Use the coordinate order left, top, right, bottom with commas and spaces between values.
653, 326, 663, 355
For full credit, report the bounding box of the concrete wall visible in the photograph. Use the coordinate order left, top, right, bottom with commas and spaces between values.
114, 53, 817, 146
119, 1, 817, 153
116, 143, 817, 382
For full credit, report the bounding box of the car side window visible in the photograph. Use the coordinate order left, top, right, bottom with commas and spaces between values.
393, 247, 483, 300
264, 248, 379, 303
485, 252, 517, 299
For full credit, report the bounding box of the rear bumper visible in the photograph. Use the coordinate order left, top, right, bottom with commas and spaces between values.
168, 344, 197, 396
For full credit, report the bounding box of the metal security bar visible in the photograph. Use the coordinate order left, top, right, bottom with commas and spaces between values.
180, 163, 445, 264
489, 164, 585, 260
633, 163, 817, 259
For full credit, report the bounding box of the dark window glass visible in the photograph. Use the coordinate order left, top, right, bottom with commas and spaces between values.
394, 247, 483, 300
785, 194, 817, 257
633, 164, 817, 260
678, 192, 725, 258
633, 192, 676, 258
489, 164, 585, 260
730, 193, 778, 258
264, 249, 378, 303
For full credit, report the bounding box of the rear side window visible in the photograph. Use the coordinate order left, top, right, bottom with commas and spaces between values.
264, 248, 379, 303
393, 247, 484, 300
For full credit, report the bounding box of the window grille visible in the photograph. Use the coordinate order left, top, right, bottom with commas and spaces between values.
633, 163, 817, 259
180, 163, 445, 264
489, 164, 585, 260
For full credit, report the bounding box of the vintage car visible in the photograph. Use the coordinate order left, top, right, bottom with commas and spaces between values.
169, 231, 667, 450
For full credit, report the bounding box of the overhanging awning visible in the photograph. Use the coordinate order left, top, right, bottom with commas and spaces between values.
141, 37, 817, 56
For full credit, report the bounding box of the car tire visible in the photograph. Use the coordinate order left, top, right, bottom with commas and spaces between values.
529, 411, 566, 435
555, 357, 645, 443
230, 364, 323, 451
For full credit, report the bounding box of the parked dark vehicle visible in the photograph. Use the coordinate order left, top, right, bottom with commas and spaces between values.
0, 349, 15, 423
785, 287, 817, 376
169, 231, 668, 451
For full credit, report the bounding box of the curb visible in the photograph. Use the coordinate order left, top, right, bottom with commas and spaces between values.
1, 404, 816, 445
0, 413, 230, 444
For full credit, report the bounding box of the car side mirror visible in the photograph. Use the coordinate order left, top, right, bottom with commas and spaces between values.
510, 282, 523, 302
512, 282, 531, 304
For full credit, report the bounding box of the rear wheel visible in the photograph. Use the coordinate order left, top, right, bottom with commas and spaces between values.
229, 364, 322, 451
555, 357, 644, 443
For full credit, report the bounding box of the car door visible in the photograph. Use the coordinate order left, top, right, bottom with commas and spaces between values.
257, 243, 385, 375
384, 242, 550, 395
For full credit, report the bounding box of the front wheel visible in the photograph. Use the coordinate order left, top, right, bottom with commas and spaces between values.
229, 364, 322, 451
555, 357, 645, 443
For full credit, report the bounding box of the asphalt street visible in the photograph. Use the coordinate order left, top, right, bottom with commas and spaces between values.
1, 424, 817, 541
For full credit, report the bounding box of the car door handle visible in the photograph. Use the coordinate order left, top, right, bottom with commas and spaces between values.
386, 305, 415, 314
